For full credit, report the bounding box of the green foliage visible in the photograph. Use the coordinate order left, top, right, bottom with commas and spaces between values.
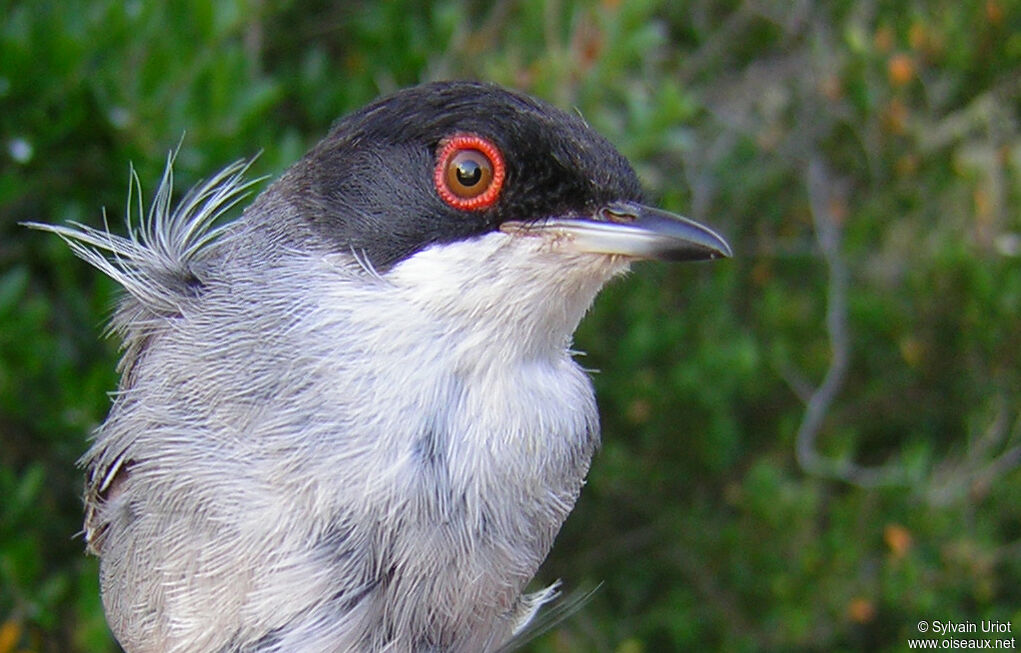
2, 0, 1018, 650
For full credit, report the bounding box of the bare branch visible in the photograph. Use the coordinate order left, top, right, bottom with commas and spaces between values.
794, 157, 906, 488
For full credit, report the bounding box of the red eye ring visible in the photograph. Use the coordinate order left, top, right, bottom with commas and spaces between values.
434, 133, 505, 211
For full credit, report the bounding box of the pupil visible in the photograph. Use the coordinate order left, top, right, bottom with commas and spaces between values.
456, 160, 482, 186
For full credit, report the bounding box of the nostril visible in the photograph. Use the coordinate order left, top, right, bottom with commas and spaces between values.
598, 205, 638, 224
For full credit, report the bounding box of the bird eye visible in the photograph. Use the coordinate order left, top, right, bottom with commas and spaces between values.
434, 134, 505, 211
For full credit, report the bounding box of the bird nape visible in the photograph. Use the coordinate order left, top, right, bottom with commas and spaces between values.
31, 81, 730, 653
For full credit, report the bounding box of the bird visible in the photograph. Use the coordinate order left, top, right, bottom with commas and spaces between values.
33, 81, 731, 652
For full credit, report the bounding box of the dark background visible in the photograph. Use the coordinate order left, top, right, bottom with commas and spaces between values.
2, 0, 1019, 651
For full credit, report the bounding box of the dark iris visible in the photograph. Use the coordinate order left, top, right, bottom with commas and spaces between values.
456, 160, 483, 186
444, 149, 494, 199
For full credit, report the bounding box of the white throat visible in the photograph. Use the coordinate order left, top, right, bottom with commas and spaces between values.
379, 230, 630, 366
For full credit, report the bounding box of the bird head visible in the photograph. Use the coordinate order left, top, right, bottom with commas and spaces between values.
284, 81, 730, 265
250, 81, 731, 353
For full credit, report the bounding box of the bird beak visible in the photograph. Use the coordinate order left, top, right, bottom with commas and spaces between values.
502, 201, 732, 261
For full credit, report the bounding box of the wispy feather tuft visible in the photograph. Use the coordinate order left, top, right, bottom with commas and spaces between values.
26, 150, 264, 321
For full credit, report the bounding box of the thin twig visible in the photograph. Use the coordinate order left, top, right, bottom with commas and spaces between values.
794, 157, 905, 488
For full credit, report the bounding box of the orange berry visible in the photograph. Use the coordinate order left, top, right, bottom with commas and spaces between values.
848, 597, 877, 624
884, 523, 913, 558
986, 0, 1004, 24
888, 54, 914, 86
